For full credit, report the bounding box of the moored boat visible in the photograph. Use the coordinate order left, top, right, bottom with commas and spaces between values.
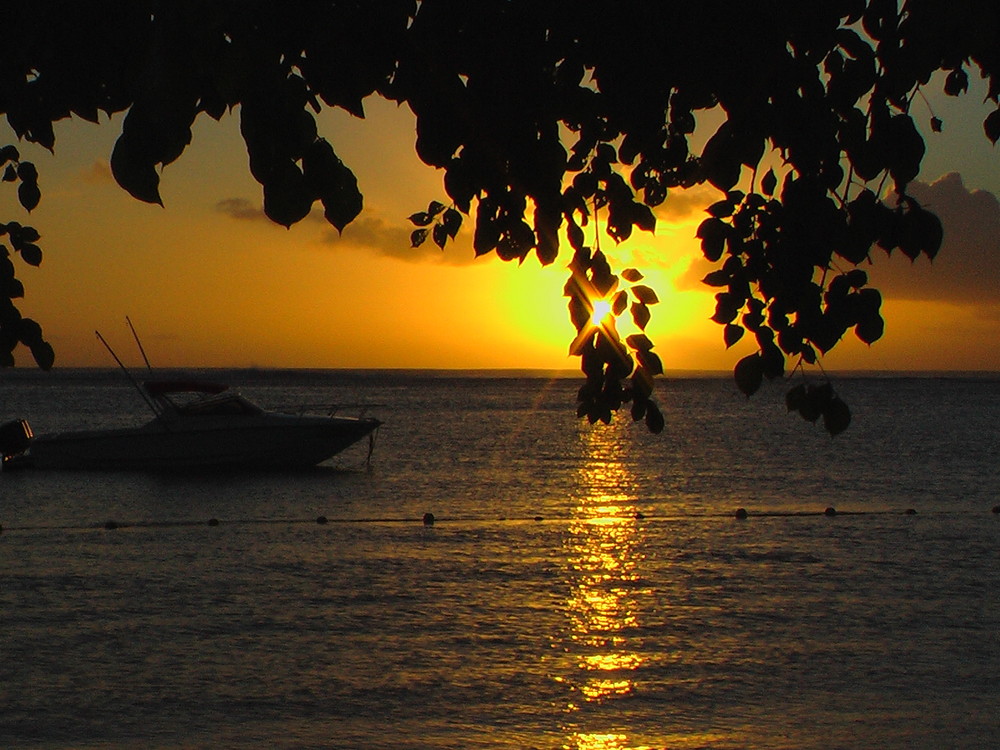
1, 380, 381, 470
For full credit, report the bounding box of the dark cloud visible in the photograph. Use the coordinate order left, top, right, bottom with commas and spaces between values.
673, 172, 1000, 306
81, 160, 114, 185
215, 197, 266, 220
215, 196, 478, 264
653, 183, 725, 222
321, 214, 478, 265
867, 172, 1000, 306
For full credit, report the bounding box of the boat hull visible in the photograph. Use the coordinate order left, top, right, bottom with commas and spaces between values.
26, 415, 380, 470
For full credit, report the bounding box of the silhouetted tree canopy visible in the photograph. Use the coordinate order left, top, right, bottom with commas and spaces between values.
2, 0, 999, 434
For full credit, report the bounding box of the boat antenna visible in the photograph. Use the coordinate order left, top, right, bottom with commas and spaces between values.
95, 330, 162, 418
125, 316, 152, 371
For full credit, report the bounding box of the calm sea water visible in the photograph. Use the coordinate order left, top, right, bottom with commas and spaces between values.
1, 369, 999, 749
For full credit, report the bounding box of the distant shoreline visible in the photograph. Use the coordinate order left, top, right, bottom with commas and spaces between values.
3, 366, 999, 381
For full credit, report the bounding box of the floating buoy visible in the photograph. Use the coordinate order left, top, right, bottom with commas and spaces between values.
992, 506, 1000, 515
635, 511, 646, 520
734, 508, 749, 520
104, 520, 118, 530
207, 518, 220, 526
533, 515, 544, 522
823, 507, 837, 517
904, 508, 917, 516
422, 512, 435, 526
316, 515, 328, 525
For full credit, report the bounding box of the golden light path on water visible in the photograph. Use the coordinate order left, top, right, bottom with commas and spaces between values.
558, 424, 730, 750
560, 423, 648, 750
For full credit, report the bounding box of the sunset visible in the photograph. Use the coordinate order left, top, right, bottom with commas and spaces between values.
2, 80, 999, 372
4, 4, 1000, 750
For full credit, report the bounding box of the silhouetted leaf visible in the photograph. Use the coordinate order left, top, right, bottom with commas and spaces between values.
631, 285, 659, 305
631, 397, 647, 422
19, 244, 42, 266
2, 165, 16, 182
885, 114, 925, 187
432, 223, 448, 249
621, 268, 644, 282
822, 396, 851, 436
696, 217, 728, 262
986, 109, 1000, 144
724, 323, 744, 348
707, 200, 735, 218
785, 383, 806, 412
631, 301, 651, 330
854, 287, 884, 344
442, 208, 462, 239
702, 270, 729, 287
712, 293, 739, 325
930, 117, 943, 133
760, 342, 784, 379
534, 203, 561, 265
918, 209, 944, 260
566, 219, 585, 251
18, 183, 40, 212
16, 162, 37, 183
855, 313, 884, 344
845, 269, 868, 288
637, 348, 663, 375
590, 250, 616, 296
110, 134, 162, 205
644, 401, 665, 434
734, 354, 763, 397
264, 162, 313, 228
761, 169, 777, 196
411, 228, 428, 247
304, 139, 363, 232
409, 211, 432, 226
632, 202, 656, 233
30, 340, 54, 371
611, 290, 628, 316
16, 226, 40, 244
625, 333, 654, 351
944, 68, 968, 96
701, 121, 754, 191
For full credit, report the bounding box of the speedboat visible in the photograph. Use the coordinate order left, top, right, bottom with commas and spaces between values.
0, 379, 381, 470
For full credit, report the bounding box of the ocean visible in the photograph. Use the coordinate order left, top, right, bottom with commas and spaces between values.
1, 369, 998, 749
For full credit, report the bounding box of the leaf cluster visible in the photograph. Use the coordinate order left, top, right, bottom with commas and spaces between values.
0, 144, 51, 368
2, 1, 1000, 432
564, 249, 664, 433
408, 200, 463, 250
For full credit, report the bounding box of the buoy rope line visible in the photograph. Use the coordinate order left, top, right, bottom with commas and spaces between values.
0, 508, 993, 534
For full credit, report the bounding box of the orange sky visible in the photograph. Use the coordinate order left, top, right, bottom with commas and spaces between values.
2, 74, 1000, 372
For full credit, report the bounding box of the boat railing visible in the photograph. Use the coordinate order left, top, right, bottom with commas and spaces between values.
274, 403, 384, 419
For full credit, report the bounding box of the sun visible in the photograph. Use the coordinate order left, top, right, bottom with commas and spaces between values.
590, 299, 613, 326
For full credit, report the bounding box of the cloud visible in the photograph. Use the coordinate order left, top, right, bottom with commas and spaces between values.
81, 160, 113, 184
215, 197, 266, 221
653, 183, 725, 222
320, 213, 479, 265
671, 172, 1000, 306
215, 196, 480, 264
867, 172, 1000, 306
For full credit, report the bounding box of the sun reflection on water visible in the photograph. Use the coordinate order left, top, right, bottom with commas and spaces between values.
561, 423, 650, 749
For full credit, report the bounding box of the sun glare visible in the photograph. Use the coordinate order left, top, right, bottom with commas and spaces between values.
590, 299, 613, 326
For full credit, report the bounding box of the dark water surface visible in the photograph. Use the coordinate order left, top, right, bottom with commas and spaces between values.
1, 370, 999, 748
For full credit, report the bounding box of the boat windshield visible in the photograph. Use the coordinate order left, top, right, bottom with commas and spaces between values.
173, 393, 263, 416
